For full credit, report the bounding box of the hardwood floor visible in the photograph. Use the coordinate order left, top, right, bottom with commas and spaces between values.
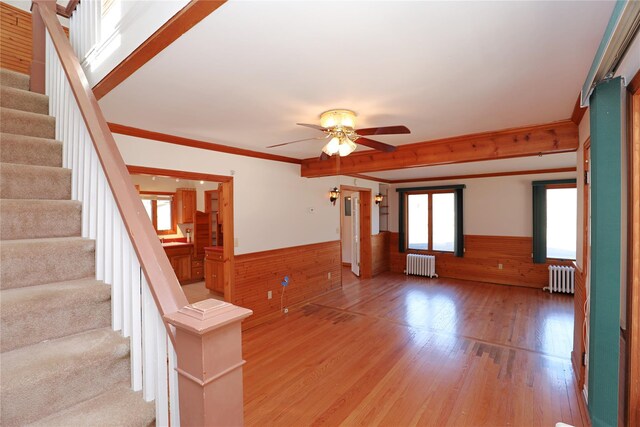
242, 269, 584, 427
182, 280, 223, 304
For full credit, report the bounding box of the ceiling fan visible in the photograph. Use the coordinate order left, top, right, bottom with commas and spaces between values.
267, 109, 410, 159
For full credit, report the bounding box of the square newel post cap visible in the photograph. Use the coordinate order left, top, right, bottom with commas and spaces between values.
165, 299, 252, 335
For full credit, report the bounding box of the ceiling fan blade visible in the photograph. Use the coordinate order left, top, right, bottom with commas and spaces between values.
356, 125, 410, 136
356, 137, 397, 152
297, 123, 328, 131
266, 136, 325, 148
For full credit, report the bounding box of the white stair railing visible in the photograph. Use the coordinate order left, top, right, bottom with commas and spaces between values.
45, 32, 179, 427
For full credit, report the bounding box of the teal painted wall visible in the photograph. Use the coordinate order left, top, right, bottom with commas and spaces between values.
588, 76, 623, 427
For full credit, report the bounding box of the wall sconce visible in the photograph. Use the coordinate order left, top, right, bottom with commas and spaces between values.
329, 187, 340, 205
374, 193, 384, 205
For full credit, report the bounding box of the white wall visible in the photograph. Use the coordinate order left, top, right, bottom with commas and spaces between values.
76, 0, 189, 87
115, 134, 381, 255
387, 171, 577, 237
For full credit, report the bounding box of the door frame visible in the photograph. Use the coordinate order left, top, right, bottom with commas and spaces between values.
626, 71, 640, 427
351, 194, 361, 277
126, 165, 235, 302
339, 185, 372, 280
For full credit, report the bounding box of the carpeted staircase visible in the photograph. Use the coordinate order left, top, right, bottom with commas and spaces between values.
0, 68, 156, 426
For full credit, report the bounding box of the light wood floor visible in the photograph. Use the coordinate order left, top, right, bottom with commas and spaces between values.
242, 269, 584, 427
182, 281, 223, 304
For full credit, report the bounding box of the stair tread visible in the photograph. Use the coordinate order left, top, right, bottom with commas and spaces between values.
0, 132, 63, 167
28, 382, 155, 427
1, 327, 128, 387
1, 236, 95, 290
0, 199, 82, 240
1, 328, 130, 426
1, 278, 110, 352
1, 69, 29, 90
1, 85, 49, 115
1, 277, 108, 313
0, 162, 71, 200
1, 235, 92, 245
0, 107, 56, 139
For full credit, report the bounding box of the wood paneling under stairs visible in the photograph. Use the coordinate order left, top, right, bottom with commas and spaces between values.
371, 231, 390, 276
242, 272, 585, 426
0, 3, 68, 74
233, 241, 341, 329
390, 232, 573, 288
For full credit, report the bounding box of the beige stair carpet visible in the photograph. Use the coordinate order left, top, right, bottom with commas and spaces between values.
0, 69, 155, 426
0, 133, 63, 167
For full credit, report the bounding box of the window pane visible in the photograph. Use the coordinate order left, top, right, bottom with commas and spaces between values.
546, 188, 577, 259
432, 193, 455, 251
142, 199, 152, 221
408, 194, 429, 250
156, 199, 172, 231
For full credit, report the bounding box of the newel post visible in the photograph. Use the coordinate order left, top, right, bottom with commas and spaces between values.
30, 0, 55, 93
165, 299, 252, 426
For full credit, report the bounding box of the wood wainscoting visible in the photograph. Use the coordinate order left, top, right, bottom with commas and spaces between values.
234, 241, 341, 329
372, 231, 390, 276
390, 233, 572, 288
1, 3, 33, 74
1, 3, 68, 74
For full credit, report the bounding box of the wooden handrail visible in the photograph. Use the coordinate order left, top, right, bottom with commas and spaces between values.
31, 0, 188, 343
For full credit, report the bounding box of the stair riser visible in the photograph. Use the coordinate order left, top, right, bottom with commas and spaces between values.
0, 283, 111, 352
0, 200, 82, 240
1, 70, 29, 91
1, 330, 130, 426
0, 108, 55, 139
1, 86, 49, 115
0, 163, 71, 200
0, 133, 62, 167
0, 239, 95, 289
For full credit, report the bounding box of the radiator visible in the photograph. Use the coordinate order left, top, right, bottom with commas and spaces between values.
545, 265, 575, 294
405, 254, 438, 278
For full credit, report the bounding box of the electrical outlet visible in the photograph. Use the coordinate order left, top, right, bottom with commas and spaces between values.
267, 290, 272, 300
498, 263, 503, 270
328, 272, 331, 280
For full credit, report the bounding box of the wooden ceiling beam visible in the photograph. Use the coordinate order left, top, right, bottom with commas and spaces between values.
571, 94, 588, 125
301, 120, 579, 178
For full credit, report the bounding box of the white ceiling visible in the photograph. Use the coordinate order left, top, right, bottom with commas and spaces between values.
99, 0, 613, 176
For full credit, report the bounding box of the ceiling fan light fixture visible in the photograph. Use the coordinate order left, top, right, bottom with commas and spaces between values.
338, 137, 357, 157
320, 109, 357, 129
322, 136, 341, 155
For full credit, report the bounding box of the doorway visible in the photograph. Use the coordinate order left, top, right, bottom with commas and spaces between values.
127, 165, 235, 303
339, 185, 372, 281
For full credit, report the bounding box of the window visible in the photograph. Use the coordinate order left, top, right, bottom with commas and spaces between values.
532, 180, 577, 262
399, 185, 464, 256
140, 193, 176, 235
546, 187, 577, 259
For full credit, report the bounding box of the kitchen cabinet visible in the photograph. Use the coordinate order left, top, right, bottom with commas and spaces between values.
191, 258, 204, 282
175, 188, 196, 224
205, 247, 224, 293
164, 244, 193, 284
